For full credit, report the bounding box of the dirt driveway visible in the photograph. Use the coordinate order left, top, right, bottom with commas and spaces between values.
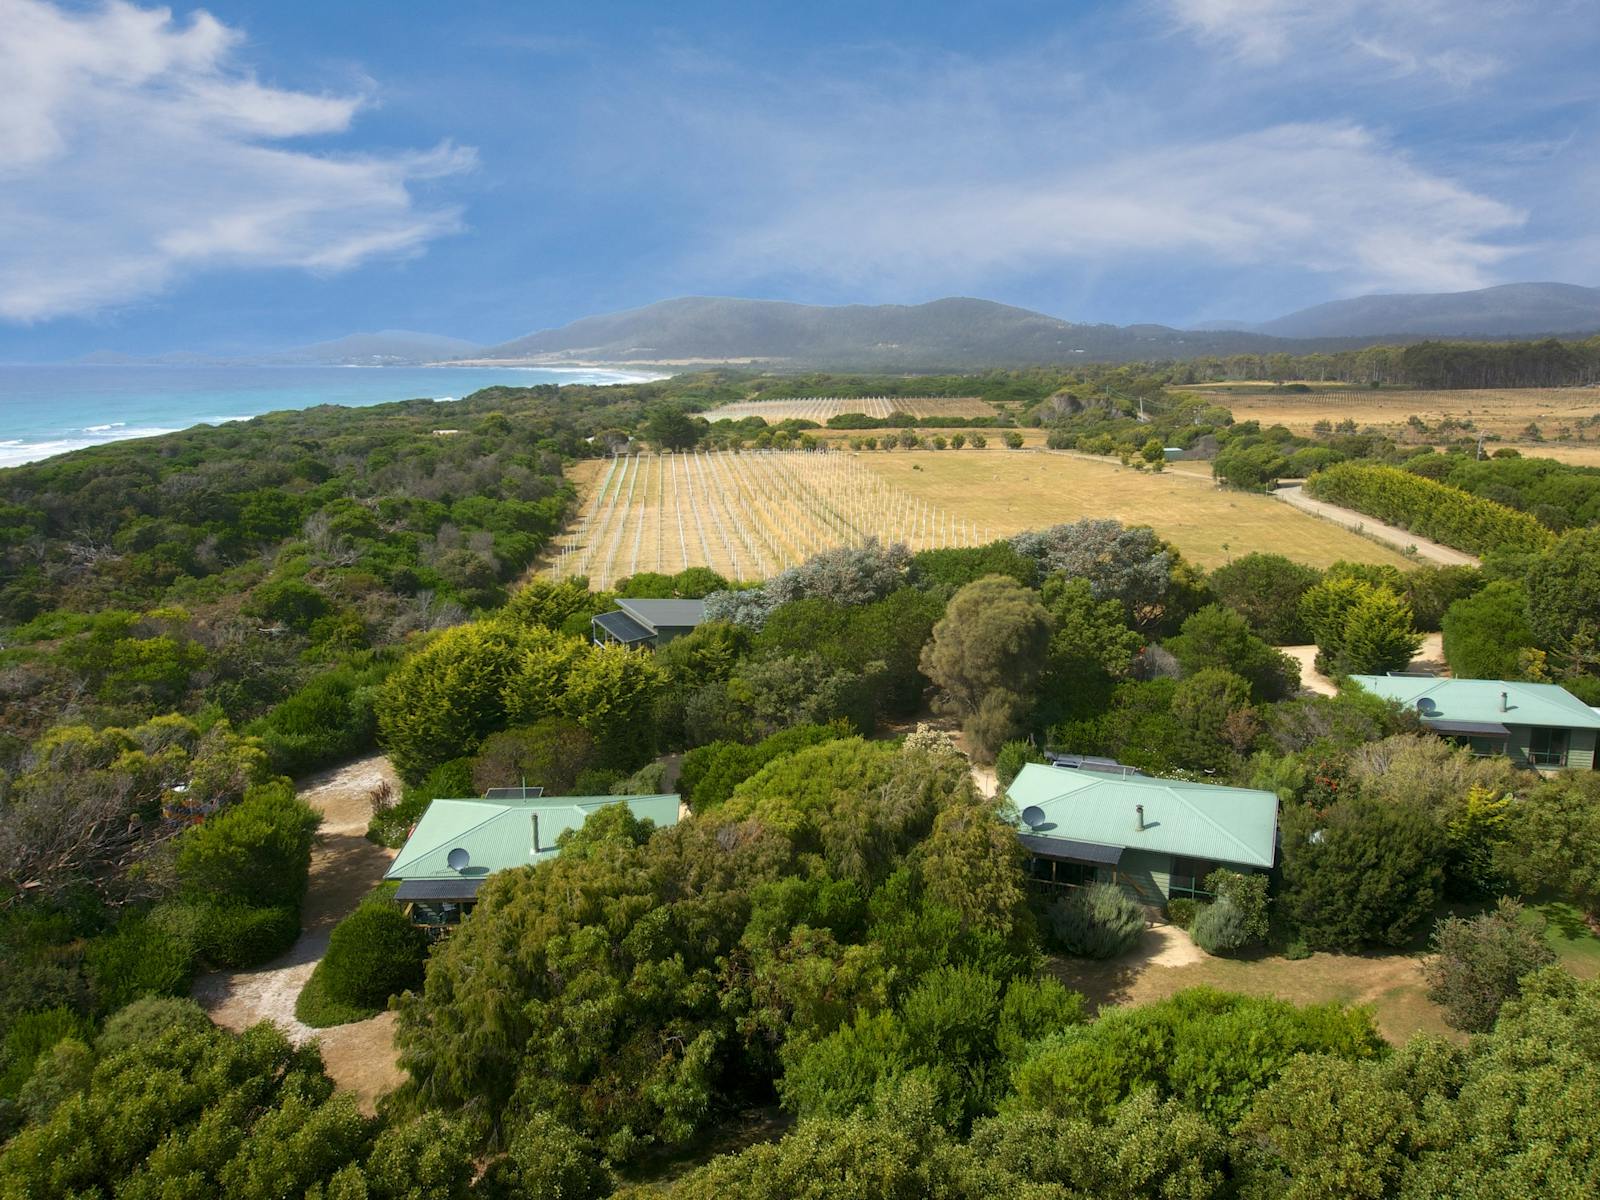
193, 754, 406, 1111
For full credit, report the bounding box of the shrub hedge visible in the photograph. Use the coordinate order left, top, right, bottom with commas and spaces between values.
1304, 463, 1553, 557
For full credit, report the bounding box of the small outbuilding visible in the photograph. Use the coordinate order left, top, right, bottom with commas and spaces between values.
592, 598, 707, 648
1006, 763, 1279, 907
385, 791, 681, 932
1348, 675, 1600, 771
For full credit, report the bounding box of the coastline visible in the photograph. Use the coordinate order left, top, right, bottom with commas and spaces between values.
0, 363, 670, 469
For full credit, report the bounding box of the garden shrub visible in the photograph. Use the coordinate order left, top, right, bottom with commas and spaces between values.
1424, 898, 1556, 1032
1165, 898, 1198, 930
175, 781, 321, 911
995, 740, 1044, 789
1204, 868, 1270, 944
477, 1112, 610, 1200
0, 1007, 93, 1102
298, 898, 428, 1026
83, 916, 195, 1014
96, 997, 213, 1055
1190, 899, 1249, 956
1047, 883, 1145, 959
197, 903, 301, 968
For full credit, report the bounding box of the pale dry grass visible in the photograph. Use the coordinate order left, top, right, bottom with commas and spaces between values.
854, 450, 1415, 570
550, 451, 999, 587
709, 395, 996, 423
1049, 936, 1457, 1046
1196, 384, 1600, 442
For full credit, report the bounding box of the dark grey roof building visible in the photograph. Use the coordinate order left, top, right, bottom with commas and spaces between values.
592, 598, 708, 648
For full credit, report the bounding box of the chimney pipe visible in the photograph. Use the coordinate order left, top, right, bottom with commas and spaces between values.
532, 813, 540, 853
1500, 691, 1509, 712
1135, 804, 1145, 832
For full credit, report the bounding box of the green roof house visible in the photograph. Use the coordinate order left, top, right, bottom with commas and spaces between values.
385, 791, 681, 929
1348, 676, 1600, 771
1005, 763, 1279, 907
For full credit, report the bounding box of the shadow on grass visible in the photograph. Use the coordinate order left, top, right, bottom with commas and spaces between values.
1044, 927, 1189, 1014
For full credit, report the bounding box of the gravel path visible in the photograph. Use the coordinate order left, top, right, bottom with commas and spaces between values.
1273, 486, 1481, 567
193, 754, 404, 1109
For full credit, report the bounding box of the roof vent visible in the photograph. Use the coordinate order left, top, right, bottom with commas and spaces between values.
1136, 804, 1146, 832
1020, 805, 1047, 829
446, 847, 471, 872
1500, 690, 1509, 712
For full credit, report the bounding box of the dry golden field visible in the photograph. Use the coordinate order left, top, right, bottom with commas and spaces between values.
549, 451, 995, 588
549, 448, 1412, 585
707, 395, 996, 423
1186, 383, 1600, 442
853, 451, 1413, 570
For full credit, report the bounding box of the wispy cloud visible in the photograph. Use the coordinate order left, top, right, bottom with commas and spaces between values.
0, 0, 474, 322
1165, 0, 1504, 85
712, 123, 1521, 295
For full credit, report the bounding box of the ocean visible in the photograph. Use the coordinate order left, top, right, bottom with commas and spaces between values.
0, 364, 662, 468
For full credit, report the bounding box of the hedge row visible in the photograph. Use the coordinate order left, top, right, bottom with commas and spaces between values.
1304, 463, 1554, 558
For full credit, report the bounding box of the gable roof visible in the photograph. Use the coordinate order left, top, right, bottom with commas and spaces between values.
385, 793, 681, 882
615, 598, 707, 630
1006, 764, 1278, 869
1348, 676, 1600, 731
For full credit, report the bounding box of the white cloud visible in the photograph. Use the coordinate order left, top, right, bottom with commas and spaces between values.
1166, 0, 1505, 84
0, 0, 473, 321
709, 122, 1524, 296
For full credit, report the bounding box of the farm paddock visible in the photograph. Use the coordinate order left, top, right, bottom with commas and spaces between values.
705, 395, 997, 423
1188, 384, 1600, 443
547, 448, 1412, 587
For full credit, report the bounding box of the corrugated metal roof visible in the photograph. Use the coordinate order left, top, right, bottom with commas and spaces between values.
1006, 763, 1278, 869
1349, 676, 1600, 731
1018, 834, 1124, 864
1426, 718, 1511, 737
593, 609, 654, 643
616, 598, 707, 630
385, 794, 681, 881
394, 878, 483, 902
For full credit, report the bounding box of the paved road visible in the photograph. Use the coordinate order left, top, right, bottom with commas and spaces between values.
1273, 486, 1481, 567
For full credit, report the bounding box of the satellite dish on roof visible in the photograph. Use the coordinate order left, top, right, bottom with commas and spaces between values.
1416, 697, 1439, 716
1020, 805, 1047, 830
446, 847, 471, 872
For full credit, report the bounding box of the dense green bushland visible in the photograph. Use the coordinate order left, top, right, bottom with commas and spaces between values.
1305, 463, 1555, 557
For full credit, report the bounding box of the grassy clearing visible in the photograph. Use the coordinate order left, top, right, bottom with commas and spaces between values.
1526, 900, 1600, 978
1048, 926, 1454, 1045
1188, 384, 1600, 443
709, 395, 997, 422
855, 450, 1415, 570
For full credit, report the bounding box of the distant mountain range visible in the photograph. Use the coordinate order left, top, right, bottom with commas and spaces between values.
461, 285, 1600, 368
81, 283, 1600, 370
1193, 282, 1600, 339
465, 296, 1266, 367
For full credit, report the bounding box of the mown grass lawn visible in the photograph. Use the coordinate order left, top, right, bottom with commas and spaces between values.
1525, 900, 1600, 978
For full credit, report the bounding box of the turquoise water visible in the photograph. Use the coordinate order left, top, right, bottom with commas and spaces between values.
0, 364, 660, 468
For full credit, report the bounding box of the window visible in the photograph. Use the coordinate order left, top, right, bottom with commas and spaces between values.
1466, 735, 1507, 758
1168, 856, 1219, 900
1528, 727, 1569, 768
1025, 857, 1102, 894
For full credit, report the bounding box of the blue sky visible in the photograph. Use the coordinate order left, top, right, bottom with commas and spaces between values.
1, 0, 1596, 358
